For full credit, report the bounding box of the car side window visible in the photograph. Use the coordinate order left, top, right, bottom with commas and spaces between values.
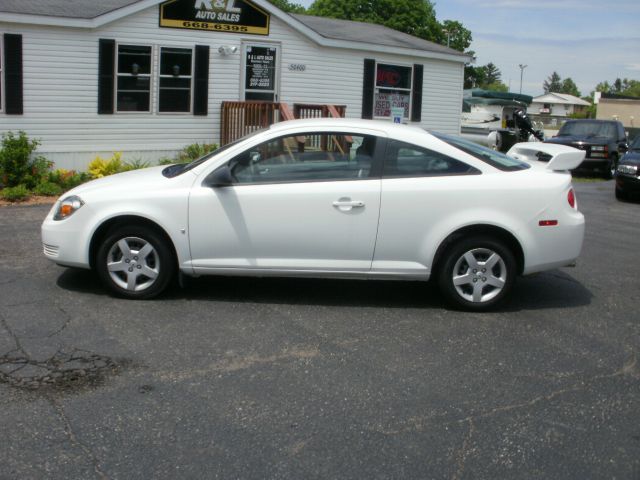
383, 140, 480, 178
230, 133, 378, 184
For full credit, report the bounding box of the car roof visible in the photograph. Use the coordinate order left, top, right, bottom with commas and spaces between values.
268, 117, 427, 135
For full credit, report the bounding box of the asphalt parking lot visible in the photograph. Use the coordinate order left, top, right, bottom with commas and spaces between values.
0, 180, 639, 479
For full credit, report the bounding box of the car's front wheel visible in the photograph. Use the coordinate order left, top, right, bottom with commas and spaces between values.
605, 155, 618, 180
96, 225, 175, 299
437, 236, 516, 311
615, 187, 628, 201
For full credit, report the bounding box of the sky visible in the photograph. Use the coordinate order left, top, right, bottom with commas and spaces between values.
294, 0, 640, 98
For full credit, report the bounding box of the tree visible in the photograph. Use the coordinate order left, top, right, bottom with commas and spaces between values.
266, 0, 307, 13
464, 64, 485, 89
543, 71, 562, 93
483, 81, 508, 93
560, 78, 581, 97
307, 0, 442, 43
484, 63, 501, 85
592, 78, 640, 97
440, 20, 472, 52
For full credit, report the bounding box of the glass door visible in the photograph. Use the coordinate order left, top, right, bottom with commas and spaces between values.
242, 43, 280, 102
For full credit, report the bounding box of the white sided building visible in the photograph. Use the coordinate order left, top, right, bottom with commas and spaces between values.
530, 92, 591, 119
0, 0, 470, 169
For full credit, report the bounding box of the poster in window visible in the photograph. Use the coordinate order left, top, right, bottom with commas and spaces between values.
245, 46, 276, 91
160, 0, 270, 35
376, 64, 412, 90
374, 92, 410, 118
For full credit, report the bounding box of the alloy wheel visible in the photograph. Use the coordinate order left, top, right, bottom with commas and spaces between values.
451, 248, 507, 303
106, 237, 160, 292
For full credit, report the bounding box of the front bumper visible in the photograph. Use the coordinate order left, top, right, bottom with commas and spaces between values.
41, 203, 92, 269
616, 174, 640, 193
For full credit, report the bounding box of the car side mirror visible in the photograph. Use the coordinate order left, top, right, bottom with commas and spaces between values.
204, 165, 234, 187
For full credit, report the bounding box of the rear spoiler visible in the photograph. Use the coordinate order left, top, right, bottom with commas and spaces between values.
507, 143, 585, 171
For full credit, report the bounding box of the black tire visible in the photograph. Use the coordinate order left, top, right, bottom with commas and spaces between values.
615, 187, 627, 201
95, 225, 176, 299
437, 236, 517, 311
604, 155, 617, 180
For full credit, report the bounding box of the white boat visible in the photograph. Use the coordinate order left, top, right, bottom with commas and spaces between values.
461, 89, 544, 151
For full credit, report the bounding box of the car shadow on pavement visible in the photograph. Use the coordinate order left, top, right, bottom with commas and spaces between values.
56, 267, 592, 312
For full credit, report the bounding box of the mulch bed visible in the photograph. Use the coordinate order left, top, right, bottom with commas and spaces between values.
0, 196, 57, 207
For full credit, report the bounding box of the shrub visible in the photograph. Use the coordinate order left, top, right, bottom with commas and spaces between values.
1, 184, 31, 202
124, 158, 151, 170
176, 142, 219, 163
158, 157, 175, 166
33, 181, 63, 196
0, 131, 52, 188
88, 152, 126, 179
48, 169, 91, 190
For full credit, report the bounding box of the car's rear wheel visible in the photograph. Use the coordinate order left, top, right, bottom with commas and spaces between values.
437, 236, 516, 311
96, 225, 175, 299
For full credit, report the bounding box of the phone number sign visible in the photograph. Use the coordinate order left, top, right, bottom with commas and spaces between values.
160, 0, 270, 35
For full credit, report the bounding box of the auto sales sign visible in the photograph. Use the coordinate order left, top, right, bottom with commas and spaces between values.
160, 0, 270, 35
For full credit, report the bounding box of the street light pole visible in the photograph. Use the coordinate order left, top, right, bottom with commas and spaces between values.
518, 64, 528, 94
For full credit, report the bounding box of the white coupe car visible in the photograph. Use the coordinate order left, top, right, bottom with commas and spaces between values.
42, 119, 585, 310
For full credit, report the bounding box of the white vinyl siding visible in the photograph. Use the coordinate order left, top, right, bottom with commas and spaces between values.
0, 7, 464, 169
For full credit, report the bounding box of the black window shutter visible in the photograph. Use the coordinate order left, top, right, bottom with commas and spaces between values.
98, 39, 115, 114
4, 34, 23, 115
411, 64, 424, 122
193, 45, 210, 116
362, 58, 376, 119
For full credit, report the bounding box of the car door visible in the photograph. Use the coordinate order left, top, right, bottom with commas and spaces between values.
188, 131, 384, 273
372, 139, 482, 276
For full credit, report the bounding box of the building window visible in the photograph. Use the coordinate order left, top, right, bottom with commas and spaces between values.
159, 47, 193, 113
116, 44, 152, 112
374, 63, 413, 119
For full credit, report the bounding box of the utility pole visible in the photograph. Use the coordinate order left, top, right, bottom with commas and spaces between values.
518, 64, 528, 94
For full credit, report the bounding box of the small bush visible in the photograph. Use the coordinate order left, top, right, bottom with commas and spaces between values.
124, 158, 151, 170
33, 181, 63, 196
176, 142, 219, 163
0, 131, 52, 188
1, 184, 31, 202
158, 157, 175, 166
88, 152, 126, 179
48, 169, 91, 190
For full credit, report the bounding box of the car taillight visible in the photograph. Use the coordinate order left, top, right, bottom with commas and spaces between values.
568, 188, 576, 209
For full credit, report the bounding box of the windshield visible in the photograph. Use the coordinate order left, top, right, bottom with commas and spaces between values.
558, 121, 616, 138
433, 132, 530, 171
631, 136, 640, 150
163, 129, 267, 178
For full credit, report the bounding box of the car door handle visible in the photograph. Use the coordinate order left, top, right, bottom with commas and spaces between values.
333, 200, 365, 209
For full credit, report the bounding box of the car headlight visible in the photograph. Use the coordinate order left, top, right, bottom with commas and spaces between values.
54, 195, 84, 221
617, 164, 638, 176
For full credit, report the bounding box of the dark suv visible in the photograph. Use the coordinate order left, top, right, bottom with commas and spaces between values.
545, 119, 628, 179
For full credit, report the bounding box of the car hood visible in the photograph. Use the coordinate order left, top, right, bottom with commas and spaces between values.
63, 165, 191, 199
546, 135, 611, 147
621, 150, 640, 165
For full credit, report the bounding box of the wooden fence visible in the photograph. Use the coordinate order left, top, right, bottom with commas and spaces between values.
221, 102, 347, 145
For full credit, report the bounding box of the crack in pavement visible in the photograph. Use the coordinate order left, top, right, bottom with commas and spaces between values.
0, 311, 29, 359
0, 303, 72, 342
452, 417, 476, 480
42, 305, 72, 339
46, 395, 110, 480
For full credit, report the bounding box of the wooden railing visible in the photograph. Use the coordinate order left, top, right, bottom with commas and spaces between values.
221, 101, 347, 145
294, 104, 346, 120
